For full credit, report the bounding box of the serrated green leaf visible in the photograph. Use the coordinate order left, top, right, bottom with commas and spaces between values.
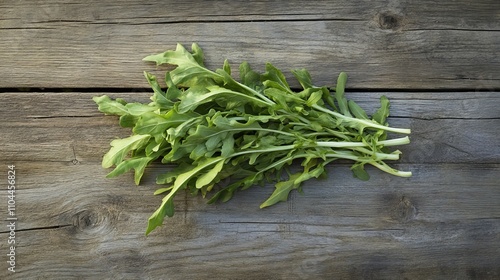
334, 72, 351, 117
260, 173, 302, 208
185, 115, 263, 155
190, 42, 205, 67
351, 163, 370, 181
133, 111, 198, 142
145, 139, 165, 156
223, 59, 231, 75
156, 163, 191, 185
146, 195, 174, 235
207, 182, 239, 204
143, 43, 220, 87
146, 157, 224, 234
239, 61, 262, 90
125, 103, 157, 116
373, 95, 390, 124
262, 62, 292, 93
176, 86, 215, 113
119, 114, 139, 128
102, 134, 151, 168
292, 68, 314, 89
264, 88, 304, 111
93, 95, 129, 116
106, 156, 155, 185
348, 100, 369, 120
144, 71, 174, 109
306, 90, 323, 107
188, 143, 208, 161
196, 160, 225, 189
162, 141, 189, 163
221, 136, 235, 157
153, 187, 174, 195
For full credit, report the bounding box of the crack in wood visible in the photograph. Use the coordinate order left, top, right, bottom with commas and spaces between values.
0, 224, 72, 233
0, 27, 56, 30
28, 115, 97, 119
406, 28, 500, 32
36, 17, 367, 26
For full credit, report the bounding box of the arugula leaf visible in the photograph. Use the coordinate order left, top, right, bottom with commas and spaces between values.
196, 160, 225, 189
348, 100, 369, 120
119, 114, 139, 128
106, 156, 156, 185
373, 95, 391, 125
259, 172, 303, 208
239, 61, 262, 90
93, 95, 129, 116
260, 159, 326, 208
143, 43, 221, 87
351, 163, 370, 181
178, 85, 271, 113
146, 157, 225, 234
94, 43, 412, 235
334, 72, 351, 117
146, 195, 175, 235
291, 68, 314, 89
102, 135, 151, 168
306, 90, 324, 107
262, 62, 293, 94
133, 110, 199, 142
144, 71, 174, 109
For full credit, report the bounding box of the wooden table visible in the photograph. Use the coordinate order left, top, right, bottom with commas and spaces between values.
1, 1, 499, 279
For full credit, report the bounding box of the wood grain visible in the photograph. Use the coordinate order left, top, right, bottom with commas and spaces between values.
0, 92, 498, 164
0, 161, 498, 279
0, 0, 499, 89
1, 1, 499, 279
0, 89, 499, 279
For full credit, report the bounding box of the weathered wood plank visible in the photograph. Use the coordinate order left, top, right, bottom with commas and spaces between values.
1, 1, 499, 278
0, 161, 498, 279
0, 0, 498, 89
2, 91, 499, 119
1, 92, 498, 164
1, 0, 498, 27
2, 116, 499, 164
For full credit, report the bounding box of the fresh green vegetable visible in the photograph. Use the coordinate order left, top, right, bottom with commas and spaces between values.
93, 43, 411, 235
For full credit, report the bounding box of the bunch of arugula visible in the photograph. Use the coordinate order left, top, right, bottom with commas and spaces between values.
93, 43, 411, 235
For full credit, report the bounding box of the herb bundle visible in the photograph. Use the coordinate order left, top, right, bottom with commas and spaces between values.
93, 43, 411, 235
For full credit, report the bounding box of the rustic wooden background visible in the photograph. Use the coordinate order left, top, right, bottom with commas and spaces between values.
1, 0, 499, 279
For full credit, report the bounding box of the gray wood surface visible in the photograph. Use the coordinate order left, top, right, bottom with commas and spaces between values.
0, 91, 499, 279
0, 0, 499, 89
1, 0, 499, 279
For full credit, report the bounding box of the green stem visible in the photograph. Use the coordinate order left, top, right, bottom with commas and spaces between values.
208, 87, 274, 107
351, 147, 400, 161
312, 104, 411, 134
315, 136, 409, 148
370, 161, 412, 177
316, 141, 370, 148
201, 127, 294, 139
239, 83, 276, 105
232, 145, 296, 157
379, 136, 410, 146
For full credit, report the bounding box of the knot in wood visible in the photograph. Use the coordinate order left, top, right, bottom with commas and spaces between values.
72, 208, 113, 234
392, 196, 417, 223
378, 12, 403, 30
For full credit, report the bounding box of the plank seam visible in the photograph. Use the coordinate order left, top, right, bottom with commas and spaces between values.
1, 87, 499, 93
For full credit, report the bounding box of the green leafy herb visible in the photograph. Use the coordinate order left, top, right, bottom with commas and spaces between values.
93, 43, 412, 235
